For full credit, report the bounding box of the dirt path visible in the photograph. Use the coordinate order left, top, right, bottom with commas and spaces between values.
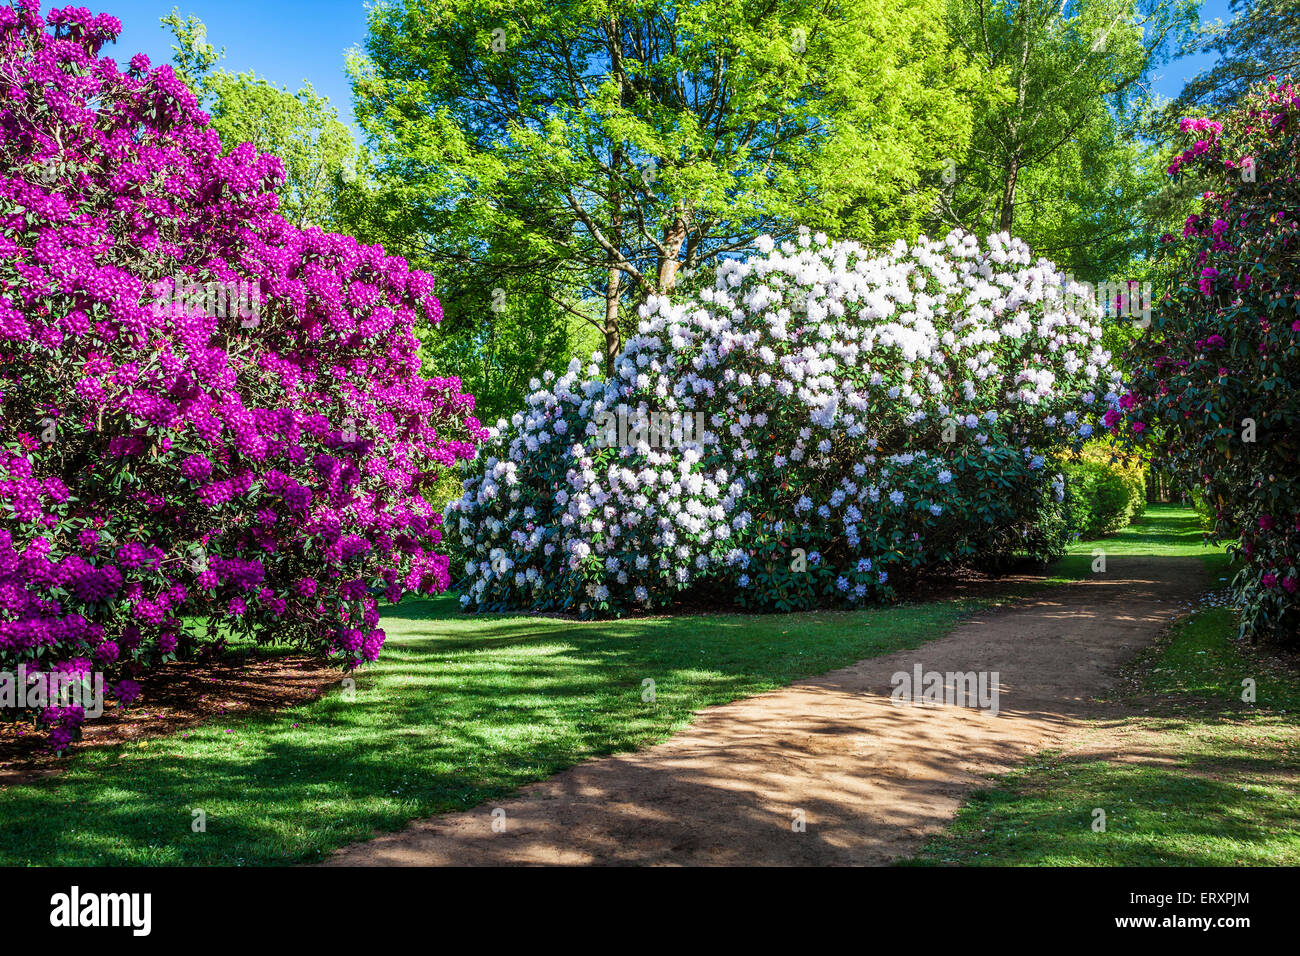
321, 555, 1205, 866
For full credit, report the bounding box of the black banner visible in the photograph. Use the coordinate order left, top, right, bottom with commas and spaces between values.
4, 865, 1275, 944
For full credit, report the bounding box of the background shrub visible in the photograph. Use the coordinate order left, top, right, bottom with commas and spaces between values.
1190, 489, 1216, 532
449, 229, 1120, 617
1061, 442, 1147, 538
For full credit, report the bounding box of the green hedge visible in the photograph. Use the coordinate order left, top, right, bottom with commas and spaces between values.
1062, 444, 1147, 539
1189, 489, 1216, 532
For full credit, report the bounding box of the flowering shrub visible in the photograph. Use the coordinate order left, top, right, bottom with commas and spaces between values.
1127, 78, 1300, 642
450, 229, 1120, 617
0, 2, 484, 750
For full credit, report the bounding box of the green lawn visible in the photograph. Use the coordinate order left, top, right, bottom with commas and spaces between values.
0, 503, 1233, 866
905, 606, 1300, 866
0, 577, 1031, 865
1047, 503, 1226, 580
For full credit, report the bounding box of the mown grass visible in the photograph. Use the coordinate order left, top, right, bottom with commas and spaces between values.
0, 504, 1230, 866
0, 587, 1030, 865
1047, 504, 1227, 580
905, 604, 1300, 866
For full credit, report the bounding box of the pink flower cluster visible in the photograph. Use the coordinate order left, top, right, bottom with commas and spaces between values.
0, 2, 485, 748
1128, 76, 1300, 643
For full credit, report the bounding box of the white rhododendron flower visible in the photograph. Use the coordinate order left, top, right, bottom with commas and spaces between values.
448, 230, 1118, 616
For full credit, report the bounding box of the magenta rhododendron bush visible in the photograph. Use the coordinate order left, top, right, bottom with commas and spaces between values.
1128, 77, 1300, 642
0, 1, 483, 749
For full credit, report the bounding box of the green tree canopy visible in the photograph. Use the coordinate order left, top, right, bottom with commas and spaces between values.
1176, 0, 1300, 112
933, 0, 1197, 282
350, 0, 989, 369
163, 8, 361, 230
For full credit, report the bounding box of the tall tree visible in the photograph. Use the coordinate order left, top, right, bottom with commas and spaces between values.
162, 9, 361, 230
350, 0, 987, 369
933, 0, 1197, 281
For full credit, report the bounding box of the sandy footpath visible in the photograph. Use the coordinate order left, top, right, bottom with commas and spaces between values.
321, 555, 1204, 866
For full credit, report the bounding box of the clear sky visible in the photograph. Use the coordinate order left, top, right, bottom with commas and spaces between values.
96, 0, 1237, 141
1151, 0, 1235, 104
102, 0, 369, 132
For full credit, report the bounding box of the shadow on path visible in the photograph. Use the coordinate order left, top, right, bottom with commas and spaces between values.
320, 554, 1206, 866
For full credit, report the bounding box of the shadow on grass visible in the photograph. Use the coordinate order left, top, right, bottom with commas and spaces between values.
903, 749, 1300, 866
1065, 506, 1215, 555
0, 506, 1231, 866
0, 592, 983, 865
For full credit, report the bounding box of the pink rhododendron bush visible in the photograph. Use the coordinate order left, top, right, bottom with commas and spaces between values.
1128, 78, 1300, 642
449, 229, 1121, 618
0, 2, 483, 750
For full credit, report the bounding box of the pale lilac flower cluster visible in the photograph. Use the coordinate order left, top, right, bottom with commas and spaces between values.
451, 229, 1120, 616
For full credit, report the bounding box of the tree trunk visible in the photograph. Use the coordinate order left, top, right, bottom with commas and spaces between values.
604, 259, 621, 374
656, 213, 688, 291
604, 15, 624, 375
998, 152, 1019, 232
998, 15, 1030, 234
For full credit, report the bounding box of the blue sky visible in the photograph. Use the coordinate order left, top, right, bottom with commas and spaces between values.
103, 0, 369, 131
1150, 0, 1234, 102
98, 0, 1236, 140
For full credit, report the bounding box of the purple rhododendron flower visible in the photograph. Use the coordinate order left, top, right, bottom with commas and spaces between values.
0, 1, 484, 748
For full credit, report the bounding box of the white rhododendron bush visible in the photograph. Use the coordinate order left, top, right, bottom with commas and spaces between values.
449, 230, 1122, 616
